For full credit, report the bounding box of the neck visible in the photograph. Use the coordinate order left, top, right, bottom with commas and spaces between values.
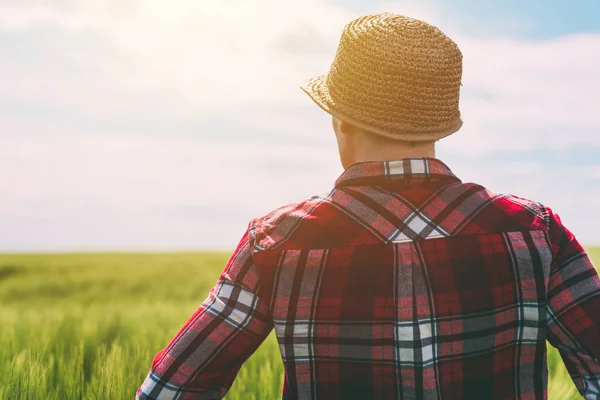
352, 141, 436, 164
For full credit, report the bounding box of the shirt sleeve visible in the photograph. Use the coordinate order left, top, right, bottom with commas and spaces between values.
136, 225, 273, 400
545, 210, 600, 398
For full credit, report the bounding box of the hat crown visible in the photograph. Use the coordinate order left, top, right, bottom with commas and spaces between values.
339, 14, 461, 68
302, 13, 463, 142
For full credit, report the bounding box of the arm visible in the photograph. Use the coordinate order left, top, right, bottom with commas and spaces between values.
545, 210, 600, 399
136, 226, 273, 400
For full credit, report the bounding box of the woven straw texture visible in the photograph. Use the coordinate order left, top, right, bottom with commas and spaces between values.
302, 13, 463, 141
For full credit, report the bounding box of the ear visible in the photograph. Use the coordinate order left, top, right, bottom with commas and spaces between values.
338, 119, 356, 136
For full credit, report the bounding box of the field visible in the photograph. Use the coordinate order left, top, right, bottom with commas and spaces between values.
1, 249, 598, 399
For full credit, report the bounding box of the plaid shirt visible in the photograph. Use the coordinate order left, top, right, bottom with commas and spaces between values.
137, 158, 600, 400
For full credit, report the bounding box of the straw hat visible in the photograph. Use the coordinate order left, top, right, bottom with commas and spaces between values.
301, 13, 463, 142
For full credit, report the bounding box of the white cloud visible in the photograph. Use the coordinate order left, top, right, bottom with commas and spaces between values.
583, 165, 600, 179
0, 0, 442, 136
0, 0, 346, 114
447, 33, 600, 154
0, 0, 599, 249
0, 129, 342, 250
2, 0, 598, 146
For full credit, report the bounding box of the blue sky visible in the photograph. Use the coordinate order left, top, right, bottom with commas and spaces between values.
444, 0, 600, 38
336, 0, 600, 37
0, 0, 598, 251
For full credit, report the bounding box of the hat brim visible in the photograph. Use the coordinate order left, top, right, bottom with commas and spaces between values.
301, 75, 463, 142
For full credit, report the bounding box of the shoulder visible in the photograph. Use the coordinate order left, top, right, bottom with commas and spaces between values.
248, 189, 337, 252
490, 193, 553, 231
498, 193, 549, 218
444, 182, 552, 234
500, 193, 544, 213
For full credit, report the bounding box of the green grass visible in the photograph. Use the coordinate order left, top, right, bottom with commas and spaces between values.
0, 249, 598, 399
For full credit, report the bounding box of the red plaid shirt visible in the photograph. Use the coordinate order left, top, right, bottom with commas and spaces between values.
137, 158, 600, 400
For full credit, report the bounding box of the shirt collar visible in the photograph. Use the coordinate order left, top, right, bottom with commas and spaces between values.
334, 157, 461, 188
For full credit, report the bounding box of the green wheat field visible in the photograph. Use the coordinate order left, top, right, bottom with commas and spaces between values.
1, 249, 598, 399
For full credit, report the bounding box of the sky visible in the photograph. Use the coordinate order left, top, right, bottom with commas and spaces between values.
0, 0, 599, 251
